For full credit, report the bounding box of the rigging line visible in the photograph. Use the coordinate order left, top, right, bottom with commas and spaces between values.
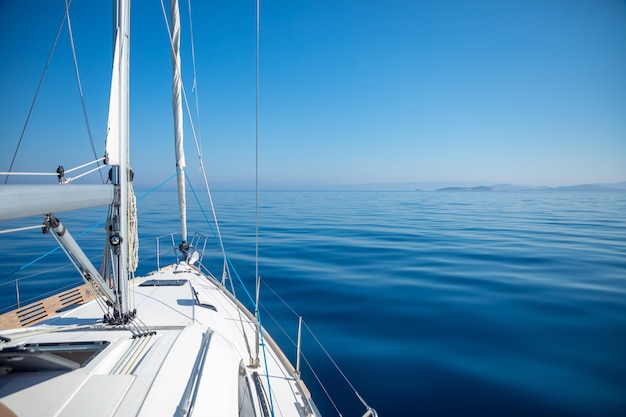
135, 170, 179, 202
259, 304, 296, 347
64, 157, 106, 174
0, 263, 74, 290
261, 279, 299, 317
4, 0, 73, 184
303, 319, 371, 410
254, 0, 261, 313
224, 256, 255, 307
258, 299, 339, 415
258, 314, 276, 417
0, 280, 81, 315
263, 282, 375, 415
185, 172, 234, 292
0, 248, 62, 283
64, 164, 108, 183
65, 0, 104, 183
0, 217, 107, 283
298, 347, 343, 416
186, 0, 203, 159
184, 164, 228, 277
184, 173, 219, 239
253, 1, 265, 393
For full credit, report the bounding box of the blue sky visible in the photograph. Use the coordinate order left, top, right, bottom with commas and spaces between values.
1, 0, 625, 189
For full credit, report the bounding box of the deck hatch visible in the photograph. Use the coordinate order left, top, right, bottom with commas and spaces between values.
0, 341, 110, 373
139, 279, 188, 287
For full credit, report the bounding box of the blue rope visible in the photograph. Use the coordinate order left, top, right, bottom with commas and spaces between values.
185, 176, 257, 306
136, 170, 179, 202
0, 218, 107, 283
259, 311, 276, 417
185, 174, 219, 239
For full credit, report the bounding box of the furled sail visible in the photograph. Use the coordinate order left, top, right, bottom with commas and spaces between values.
170, 0, 187, 244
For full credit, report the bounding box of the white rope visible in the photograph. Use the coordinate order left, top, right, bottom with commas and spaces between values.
63, 164, 108, 183
64, 157, 106, 174
127, 184, 139, 272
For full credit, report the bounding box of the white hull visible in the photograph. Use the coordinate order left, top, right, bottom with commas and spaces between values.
0, 262, 318, 416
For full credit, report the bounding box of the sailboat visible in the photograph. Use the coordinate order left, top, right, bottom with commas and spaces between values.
0, 1, 376, 416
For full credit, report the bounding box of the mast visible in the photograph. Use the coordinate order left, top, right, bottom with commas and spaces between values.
117, 0, 131, 318
170, 0, 188, 256
104, 0, 132, 322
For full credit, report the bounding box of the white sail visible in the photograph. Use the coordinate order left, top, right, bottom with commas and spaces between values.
104, 29, 121, 166
170, 0, 187, 243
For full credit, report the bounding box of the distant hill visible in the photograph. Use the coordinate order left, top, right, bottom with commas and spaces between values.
433, 182, 626, 192
551, 184, 622, 192
435, 185, 500, 192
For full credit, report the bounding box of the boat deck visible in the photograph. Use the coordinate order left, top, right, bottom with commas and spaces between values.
0, 263, 316, 417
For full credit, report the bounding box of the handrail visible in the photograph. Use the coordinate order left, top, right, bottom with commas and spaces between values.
175, 330, 212, 416
155, 231, 209, 271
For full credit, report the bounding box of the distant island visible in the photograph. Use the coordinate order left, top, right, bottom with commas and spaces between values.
435, 185, 500, 192
431, 182, 626, 192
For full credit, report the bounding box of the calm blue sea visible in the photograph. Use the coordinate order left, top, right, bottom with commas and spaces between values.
1, 190, 625, 417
